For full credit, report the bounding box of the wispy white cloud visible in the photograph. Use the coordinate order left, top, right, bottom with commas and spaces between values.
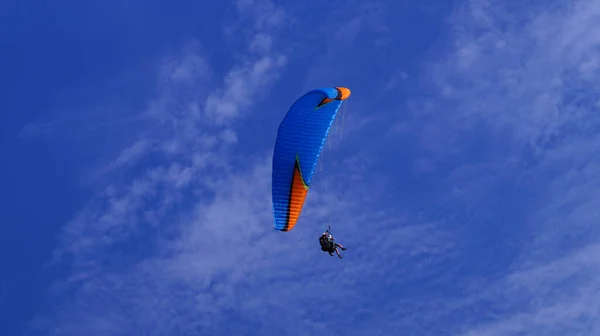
399, 0, 600, 334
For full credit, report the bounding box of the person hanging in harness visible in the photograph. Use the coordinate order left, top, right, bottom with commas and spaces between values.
319, 227, 347, 258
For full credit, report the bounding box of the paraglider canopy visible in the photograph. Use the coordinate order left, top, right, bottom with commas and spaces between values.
271, 87, 351, 232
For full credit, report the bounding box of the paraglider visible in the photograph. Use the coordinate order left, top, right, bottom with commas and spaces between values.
318, 225, 347, 258
270, 86, 351, 257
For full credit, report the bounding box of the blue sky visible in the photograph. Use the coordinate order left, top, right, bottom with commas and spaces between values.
3, 0, 600, 335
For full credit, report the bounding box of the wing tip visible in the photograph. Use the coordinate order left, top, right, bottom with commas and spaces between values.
335, 87, 351, 100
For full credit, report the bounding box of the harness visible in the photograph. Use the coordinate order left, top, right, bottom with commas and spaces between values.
319, 225, 335, 251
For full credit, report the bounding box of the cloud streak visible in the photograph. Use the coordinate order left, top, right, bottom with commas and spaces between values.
401, 0, 600, 334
